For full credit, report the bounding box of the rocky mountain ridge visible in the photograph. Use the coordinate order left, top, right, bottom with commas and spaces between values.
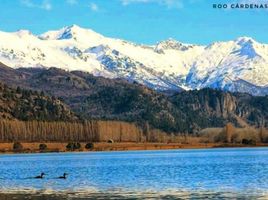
0, 25, 267, 95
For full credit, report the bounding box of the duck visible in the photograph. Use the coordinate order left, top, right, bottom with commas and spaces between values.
35, 172, 45, 179
58, 173, 68, 179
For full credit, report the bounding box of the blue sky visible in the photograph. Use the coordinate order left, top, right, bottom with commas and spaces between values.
0, 0, 268, 45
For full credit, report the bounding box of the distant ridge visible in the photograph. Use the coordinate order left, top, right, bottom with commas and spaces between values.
0, 25, 267, 95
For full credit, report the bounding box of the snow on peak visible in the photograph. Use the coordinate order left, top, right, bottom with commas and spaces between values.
0, 26, 267, 95
155, 38, 195, 52
13, 30, 34, 38
233, 37, 261, 59
235, 36, 255, 44
86, 44, 109, 54
39, 24, 103, 41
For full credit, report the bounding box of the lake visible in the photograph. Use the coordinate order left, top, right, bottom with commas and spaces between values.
0, 148, 268, 199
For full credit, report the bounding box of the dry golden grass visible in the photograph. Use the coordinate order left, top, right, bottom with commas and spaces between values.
1, 141, 267, 154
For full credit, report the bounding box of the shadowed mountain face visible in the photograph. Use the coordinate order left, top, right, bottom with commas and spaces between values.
0, 81, 77, 121
0, 63, 267, 133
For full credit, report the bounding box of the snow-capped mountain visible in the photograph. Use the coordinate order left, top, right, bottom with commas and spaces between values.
0, 24, 267, 95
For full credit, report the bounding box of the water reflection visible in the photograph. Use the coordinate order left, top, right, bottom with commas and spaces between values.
0, 148, 268, 199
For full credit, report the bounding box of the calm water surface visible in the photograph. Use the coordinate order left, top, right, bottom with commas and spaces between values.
0, 147, 268, 199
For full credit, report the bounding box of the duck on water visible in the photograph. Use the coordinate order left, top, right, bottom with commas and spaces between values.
33, 172, 68, 179
34, 172, 45, 179
58, 173, 68, 179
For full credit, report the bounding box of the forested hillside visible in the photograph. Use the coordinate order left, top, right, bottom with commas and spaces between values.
0, 82, 77, 121
0, 63, 267, 134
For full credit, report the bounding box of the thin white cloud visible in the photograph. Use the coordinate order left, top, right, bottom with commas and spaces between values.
121, 0, 149, 5
121, 0, 184, 9
42, 0, 52, 10
66, 0, 77, 5
89, 2, 99, 11
20, 0, 52, 10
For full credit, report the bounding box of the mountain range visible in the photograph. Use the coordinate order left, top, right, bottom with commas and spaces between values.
0, 63, 267, 133
0, 25, 267, 95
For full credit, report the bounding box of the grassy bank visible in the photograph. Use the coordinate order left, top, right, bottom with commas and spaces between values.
0, 142, 266, 154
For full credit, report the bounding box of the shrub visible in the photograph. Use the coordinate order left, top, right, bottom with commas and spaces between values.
107, 139, 114, 143
13, 142, 23, 151
242, 139, 256, 145
214, 130, 227, 143
85, 142, 94, 150
66, 142, 81, 151
39, 143, 48, 151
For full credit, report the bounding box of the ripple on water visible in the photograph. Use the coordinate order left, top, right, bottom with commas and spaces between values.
1, 148, 268, 199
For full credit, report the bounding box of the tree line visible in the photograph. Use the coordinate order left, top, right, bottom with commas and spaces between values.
0, 120, 98, 142
0, 120, 194, 143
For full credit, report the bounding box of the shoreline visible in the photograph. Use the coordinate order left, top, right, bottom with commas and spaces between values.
0, 142, 267, 154
0, 190, 264, 200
